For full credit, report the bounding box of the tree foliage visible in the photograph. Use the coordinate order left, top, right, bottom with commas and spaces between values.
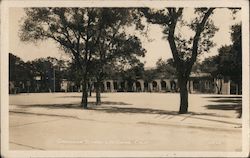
9, 53, 33, 83
141, 7, 218, 113
20, 8, 146, 108
9, 53, 68, 93
200, 24, 242, 94
155, 58, 177, 79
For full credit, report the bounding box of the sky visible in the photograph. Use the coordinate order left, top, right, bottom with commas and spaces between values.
9, 8, 241, 67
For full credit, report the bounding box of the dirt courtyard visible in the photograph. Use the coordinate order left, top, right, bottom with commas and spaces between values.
9, 92, 242, 151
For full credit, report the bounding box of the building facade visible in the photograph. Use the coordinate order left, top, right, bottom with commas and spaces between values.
9, 73, 235, 95
59, 73, 232, 94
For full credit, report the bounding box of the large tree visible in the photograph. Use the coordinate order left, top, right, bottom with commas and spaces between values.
142, 8, 218, 113
218, 24, 242, 94
20, 8, 98, 108
9, 53, 32, 93
93, 33, 145, 104
201, 24, 242, 94
31, 57, 68, 92
91, 8, 145, 105
20, 8, 145, 108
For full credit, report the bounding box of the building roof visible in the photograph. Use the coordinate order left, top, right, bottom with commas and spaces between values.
190, 72, 211, 78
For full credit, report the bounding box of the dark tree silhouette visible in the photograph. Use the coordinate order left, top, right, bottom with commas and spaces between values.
19, 8, 145, 108
142, 8, 218, 113
201, 24, 242, 94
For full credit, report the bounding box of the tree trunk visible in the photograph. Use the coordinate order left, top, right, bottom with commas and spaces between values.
188, 81, 192, 94
218, 79, 222, 94
81, 79, 88, 109
178, 77, 188, 114
96, 79, 101, 105
89, 83, 92, 97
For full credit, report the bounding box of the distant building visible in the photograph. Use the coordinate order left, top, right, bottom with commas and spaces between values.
9, 73, 238, 95
99, 73, 232, 94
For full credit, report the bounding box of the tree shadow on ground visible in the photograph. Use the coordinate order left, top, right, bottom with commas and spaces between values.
88, 101, 131, 106
56, 96, 107, 99
205, 104, 241, 111
203, 96, 242, 99
13, 102, 225, 117
13, 103, 82, 109
203, 96, 242, 118
208, 99, 242, 104
88, 106, 227, 118
13, 101, 131, 109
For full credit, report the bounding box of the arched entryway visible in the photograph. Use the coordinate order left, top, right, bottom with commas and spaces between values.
127, 80, 134, 92
113, 81, 118, 91
170, 80, 177, 92
161, 80, 167, 91
136, 81, 141, 92
119, 81, 125, 92
106, 81, 111, 91
144, 82, 148, 92
193, 79, 200, 92
152, 81, 157, 91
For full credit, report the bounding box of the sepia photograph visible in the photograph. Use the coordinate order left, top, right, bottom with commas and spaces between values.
1, 0, 249, 157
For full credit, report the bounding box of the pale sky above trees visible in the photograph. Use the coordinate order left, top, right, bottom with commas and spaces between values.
9, 7, 241, 67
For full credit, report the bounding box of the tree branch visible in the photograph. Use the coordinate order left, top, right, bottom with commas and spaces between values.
167, 8, 183, 68
189, 8, 215, 70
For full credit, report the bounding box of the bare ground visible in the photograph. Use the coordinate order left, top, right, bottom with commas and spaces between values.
9, 92, 242, 151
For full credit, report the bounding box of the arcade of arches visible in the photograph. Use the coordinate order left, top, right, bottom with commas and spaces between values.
98, 77, 232, 94
102, 79, 178, 93
9, 76, 234, 94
